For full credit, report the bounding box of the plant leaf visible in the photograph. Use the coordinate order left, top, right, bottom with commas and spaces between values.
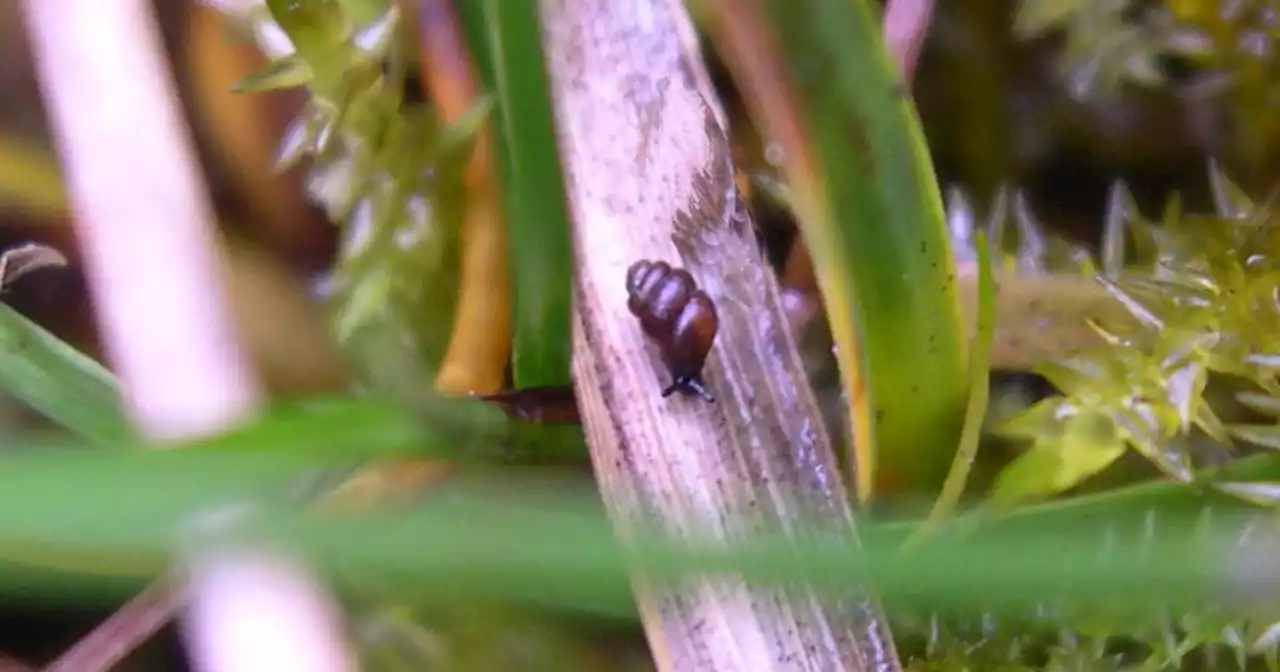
909, 231, 998, 543
989, 430, 1127, 508
457, 0, 575, 388
755, 0, 969, 500
233, 54, 315, 92
0, 301, 129, 444
1229, 424, 1280, 452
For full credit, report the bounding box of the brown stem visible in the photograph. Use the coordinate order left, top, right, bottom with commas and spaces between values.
405, 0, 511, 396
44, 577, 187, 672
541, 0, 900, 668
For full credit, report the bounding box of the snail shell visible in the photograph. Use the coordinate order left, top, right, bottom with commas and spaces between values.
625, 259, 719, 402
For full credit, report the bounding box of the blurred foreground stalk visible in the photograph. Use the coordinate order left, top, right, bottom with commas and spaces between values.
21, 0, 353, 670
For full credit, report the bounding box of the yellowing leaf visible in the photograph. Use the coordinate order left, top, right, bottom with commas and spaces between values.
989, 412, 1126, 507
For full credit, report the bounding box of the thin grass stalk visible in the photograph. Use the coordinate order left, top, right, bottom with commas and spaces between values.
21, 1, 350, 669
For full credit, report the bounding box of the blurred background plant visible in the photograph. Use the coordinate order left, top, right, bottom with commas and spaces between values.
8, 0, 1280, 670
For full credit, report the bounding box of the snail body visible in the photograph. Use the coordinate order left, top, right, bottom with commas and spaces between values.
625, 259, 719, 402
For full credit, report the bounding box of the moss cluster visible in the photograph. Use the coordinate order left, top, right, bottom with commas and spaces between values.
241, 0, 477, 395
983, 166, 1280, 508
902, 166, 1280, 669
1014, 0, 1280, 172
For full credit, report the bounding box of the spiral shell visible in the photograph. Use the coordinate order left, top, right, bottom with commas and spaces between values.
625, 259, 718, 402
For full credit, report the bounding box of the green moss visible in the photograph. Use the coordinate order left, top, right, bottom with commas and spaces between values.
1014, 0, 1280, 173
243, 1, 483, 398
987, 166, 1280, 508
892, 166, 1280, 669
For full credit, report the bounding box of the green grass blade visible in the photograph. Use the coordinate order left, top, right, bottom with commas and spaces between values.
0, 302, 130, 444
905, 231, 996, 546
0, 393, 470, 575
457, 0, 575, 387
0, 445, 1265, 619
758, 0, 968, 500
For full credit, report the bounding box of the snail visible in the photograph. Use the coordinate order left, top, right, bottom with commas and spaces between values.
625, 259, 719, 403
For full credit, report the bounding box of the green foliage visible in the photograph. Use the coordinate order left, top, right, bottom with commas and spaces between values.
2, 260, 1280, 669
760, 0, 970, 498
908, 169, 1280, 667
352, 605, 610, 672
1012, 0, 1174, 96
245, 0, 580, 393
243, 0, 470, 395
0, 397, 1279, 668
0, 244, 129, 444
0, 302, 129, 445
1014, 0, 1280, 167
5, 236, 1280, 671
454, 0, 576, 389
907, 230, 998, 544
984, 165, 1280, 508
890, 452, 1280, 670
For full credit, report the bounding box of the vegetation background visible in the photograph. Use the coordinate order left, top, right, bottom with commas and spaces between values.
2, 0, 1280, 670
